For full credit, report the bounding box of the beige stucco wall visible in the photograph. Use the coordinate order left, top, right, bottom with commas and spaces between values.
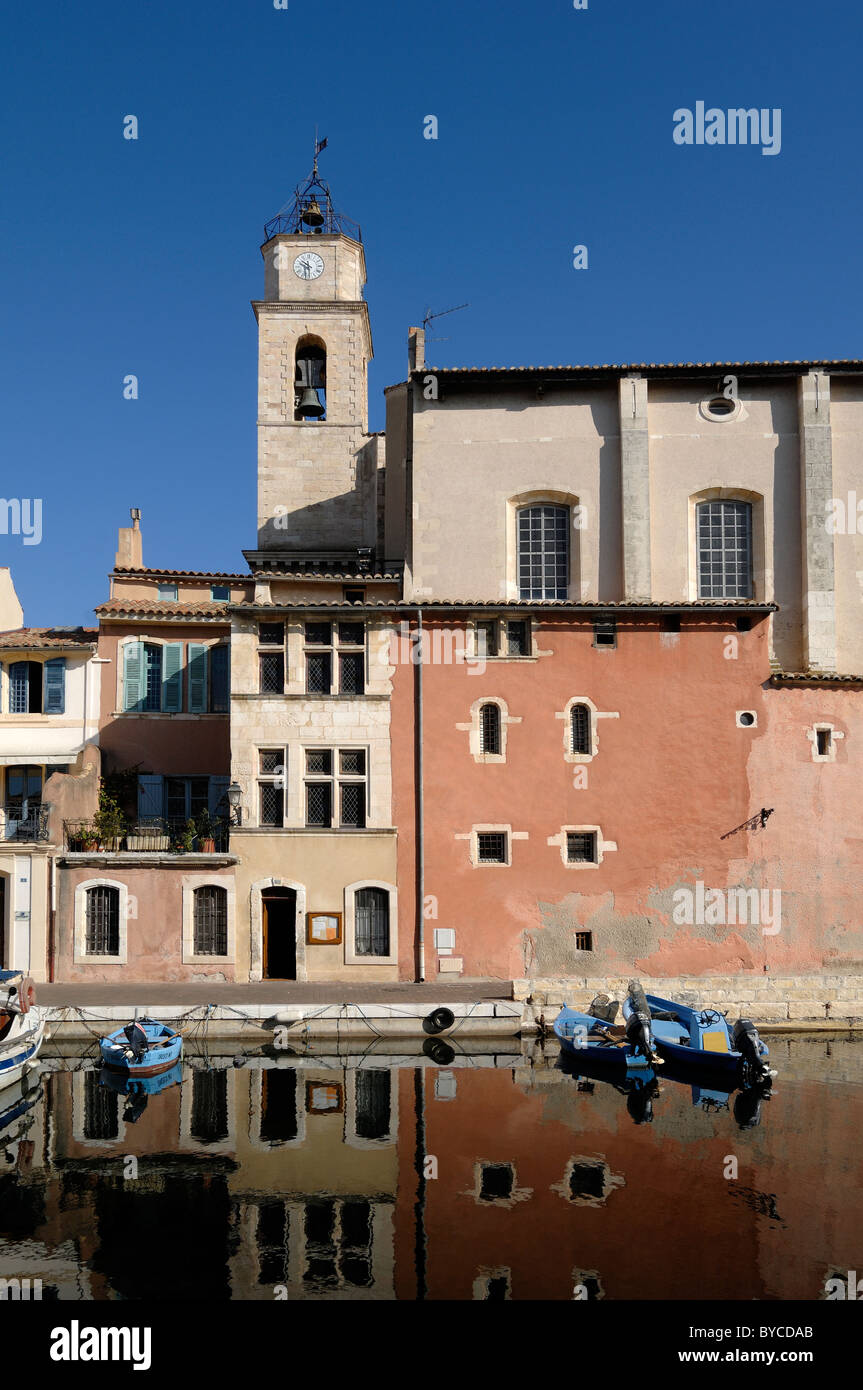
826, 380, 863, 674
405, 387, 619, 602
232, 829, 398, 982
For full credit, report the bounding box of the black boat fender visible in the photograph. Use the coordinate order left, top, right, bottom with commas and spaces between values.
732, 1017, 776, 1082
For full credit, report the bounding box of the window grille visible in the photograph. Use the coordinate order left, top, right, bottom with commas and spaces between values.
477, 832, 507, 863
259, 784, 284, 826
355, 887, 390, 956
479, 703, 501, 754
593, 621, 616, 648
193, 886, 228, 955
697, 500, 753, 598
306, 782, 332, 827
306, 653, 331, 694
306, 749, 332, 776
338, 623, 364, 645
259, 622, 284, 645
567, 831, 597, 863
259, 749, 282, 774
85, 886, 120, 955
571, 704, 591, 754
574, 931, 594, 951
340, 782, 366, 828
304, 621, 331, 646
517, 504, 569, 599
339, 653, 364, 695
259, 653, 284, 694
506, 620, 528, 656
339, 749, 365, 776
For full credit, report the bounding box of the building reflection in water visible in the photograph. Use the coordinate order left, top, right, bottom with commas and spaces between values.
0, 1037, 860, 1302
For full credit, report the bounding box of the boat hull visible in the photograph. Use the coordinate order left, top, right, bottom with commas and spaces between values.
99, 1020, 183, 1076
553, 1006, 654, 1070
0, 1012, 45, 1090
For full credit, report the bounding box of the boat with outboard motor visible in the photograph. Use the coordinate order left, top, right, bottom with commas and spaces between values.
553, 992, 664, 1070
0, 970, 45, 1089
99, 1018, 183, 1076
621, 980, 775, 1084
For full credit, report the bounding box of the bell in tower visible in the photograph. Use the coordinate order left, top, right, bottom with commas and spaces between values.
295, 341, 326, 419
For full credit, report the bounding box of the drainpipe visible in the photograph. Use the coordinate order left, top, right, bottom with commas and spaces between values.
415, 609, 425, 983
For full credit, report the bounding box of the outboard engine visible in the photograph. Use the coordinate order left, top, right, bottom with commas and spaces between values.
625, 979, 660, 1062
587, 993, 619, 1025
732, 1018, 775, 1083
122, 1022, 149, 1063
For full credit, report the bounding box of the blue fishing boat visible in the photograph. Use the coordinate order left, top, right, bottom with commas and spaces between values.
99, 1018, 183, 1076
621, 981, 775, 1084
553, 993, 663, 1070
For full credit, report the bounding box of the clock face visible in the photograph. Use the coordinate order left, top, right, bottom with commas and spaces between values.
293, 251, 324, 281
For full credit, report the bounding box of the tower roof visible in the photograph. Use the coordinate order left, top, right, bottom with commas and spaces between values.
263, 146, 361, 244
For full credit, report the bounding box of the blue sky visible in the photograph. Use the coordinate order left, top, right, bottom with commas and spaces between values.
2, 0, 861, 625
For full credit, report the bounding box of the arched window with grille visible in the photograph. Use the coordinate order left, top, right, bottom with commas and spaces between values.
570, 703, 591, 755
193, 885, 228, 956
85, 886, 120, 956
696, 499, 753, 598
479, 703, 501, 755
517, 504, 569, 599
354, 887, 390, 957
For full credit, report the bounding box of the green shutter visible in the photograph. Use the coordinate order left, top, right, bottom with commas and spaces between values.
162, 642, 183, 712
123, 642, 145, 712
43, 657, 66, 714
187, 643, 209, 713
210, 644, 229, 712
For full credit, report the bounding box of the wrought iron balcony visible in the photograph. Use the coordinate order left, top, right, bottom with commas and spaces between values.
1, 804, 50, 842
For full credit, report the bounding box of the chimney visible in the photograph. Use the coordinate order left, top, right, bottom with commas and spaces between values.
408, 326, 425, 374
115, 509, 143, 570
0, 568, 24, 631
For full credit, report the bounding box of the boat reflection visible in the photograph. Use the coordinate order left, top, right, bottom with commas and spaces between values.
98, 1060, 183, 1124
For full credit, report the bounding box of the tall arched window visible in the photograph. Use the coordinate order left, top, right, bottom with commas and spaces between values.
193, 886, 228, 955
479, 703, 501, 755
570, 703, 591, 755
517, 504, 569, 599
355, 887, 390, 957
294, 337, 327, 420
696, 500, 753, 598
85, 886, 120, 956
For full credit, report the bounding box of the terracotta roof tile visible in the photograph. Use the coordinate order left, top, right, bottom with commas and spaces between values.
0, 626, 98, 650
112, 567, 249, 581
95, 600, 230, 619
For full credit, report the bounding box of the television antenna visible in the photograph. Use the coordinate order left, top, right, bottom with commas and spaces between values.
422, 302, 469, 342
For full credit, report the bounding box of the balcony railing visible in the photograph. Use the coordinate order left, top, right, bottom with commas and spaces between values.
2, 804, 50, 842
64, 817, 231, 854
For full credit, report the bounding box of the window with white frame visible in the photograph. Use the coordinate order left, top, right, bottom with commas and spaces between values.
517, 504, 569, 599
354, 887, 390, 956
85, 886, 120, 956
696, 500, 753, 598
304, 621, 365, 695
305, 748, 367, 829
193, 885, 228, 956
6, 658, 66, 714
570, 703, 591, 755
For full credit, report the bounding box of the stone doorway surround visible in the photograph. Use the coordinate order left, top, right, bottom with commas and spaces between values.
250, 876, 306, 982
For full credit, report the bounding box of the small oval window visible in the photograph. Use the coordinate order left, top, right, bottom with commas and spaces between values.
738, 711, 756, 727
706, 396, 735, 417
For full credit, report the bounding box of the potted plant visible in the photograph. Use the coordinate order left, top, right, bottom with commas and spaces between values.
178, 817, 198, 853
197, 809, 216, 853
93, 789, 126, 851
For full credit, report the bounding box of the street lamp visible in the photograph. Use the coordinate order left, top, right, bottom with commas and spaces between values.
226, 782, 243, 826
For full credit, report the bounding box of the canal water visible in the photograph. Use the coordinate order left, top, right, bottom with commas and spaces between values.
0, 1034, 859, 1301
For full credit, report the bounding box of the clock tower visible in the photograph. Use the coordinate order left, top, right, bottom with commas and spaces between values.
250, 159, 375, 564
